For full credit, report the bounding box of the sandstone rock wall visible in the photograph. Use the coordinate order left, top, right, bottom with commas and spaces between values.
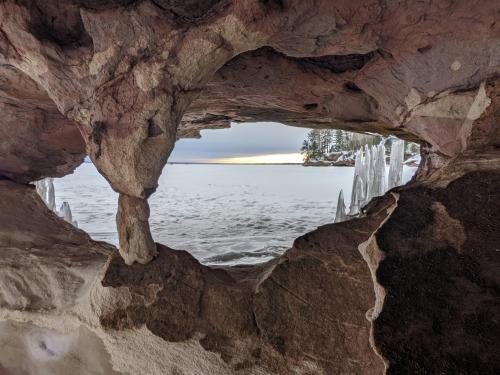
372, 172, 500, 374
0, 0, 499, 374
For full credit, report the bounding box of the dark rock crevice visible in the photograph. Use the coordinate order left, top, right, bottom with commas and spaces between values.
298, 51, 376, 74
373, 172, 500, 374
151, 0, 232, 24
27, 0, 93, 49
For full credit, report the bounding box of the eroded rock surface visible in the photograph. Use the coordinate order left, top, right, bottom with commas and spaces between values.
0, 180, 113, 311
0, 176, 392, 374
0, 0, 499, 373
0, 65, 85, 183
101, 196, 395, 374
1, 0, 499, 263
1, 170, 499, 373
0, 321, 122, 375
372, 172, 500, 374
117, 194, 157, 265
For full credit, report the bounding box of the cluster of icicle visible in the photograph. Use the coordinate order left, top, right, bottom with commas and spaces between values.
334, 139, 405, 223
35, 178, 78, 227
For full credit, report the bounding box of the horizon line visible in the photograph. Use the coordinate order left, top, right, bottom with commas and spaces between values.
167, 162, 303, 165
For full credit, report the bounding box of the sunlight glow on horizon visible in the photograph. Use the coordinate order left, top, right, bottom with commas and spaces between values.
211, 152, 304, 164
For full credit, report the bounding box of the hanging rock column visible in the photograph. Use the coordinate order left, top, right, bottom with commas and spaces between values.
79, 85, 191, 264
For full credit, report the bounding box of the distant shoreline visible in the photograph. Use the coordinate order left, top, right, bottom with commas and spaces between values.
166, 162, 303, 166
84, 160, 350, 166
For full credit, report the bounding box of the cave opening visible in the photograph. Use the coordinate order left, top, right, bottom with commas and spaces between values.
0, 1, 499, 372
50, 121, 419, 266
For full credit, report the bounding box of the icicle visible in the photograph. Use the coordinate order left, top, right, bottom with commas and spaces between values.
353, 149, 362, 179
350, 148, 363, 214
369, 142, 387, 198
388, 139, 405, 190
36, 178, 56, 212
59, 201, 78, 227
366, 145, 376, 200
362, 144, 371, 204
349, 174, 359, 215
34, 178, 78, 227
346, 138, 402, 219
46, 178, 56, 211
349, 144, 373, 214
334, 189, 347, 223
349, 175, 365, 215
35, 180, 48, 204
59, 202, 73, 223
377, 142, 387, 195
381, 143, 388, 192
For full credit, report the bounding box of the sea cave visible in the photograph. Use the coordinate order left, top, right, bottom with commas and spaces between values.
0, 1, 499, 374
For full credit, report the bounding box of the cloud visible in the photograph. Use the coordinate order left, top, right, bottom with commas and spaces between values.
170, 122, 309, 162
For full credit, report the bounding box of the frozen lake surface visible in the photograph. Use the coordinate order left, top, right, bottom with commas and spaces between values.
54, 163, 416, 266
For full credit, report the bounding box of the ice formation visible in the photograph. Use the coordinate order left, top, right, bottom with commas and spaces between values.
35, 178, 49, 206
388, 139, 405, 190
35, 178, 78, 227
59, 202, 77, 227
47, 179, 56, 211
348, 174, 365, 215
345, 138, 406, 219
334, 189, 347, 223
371, 142, 387, 198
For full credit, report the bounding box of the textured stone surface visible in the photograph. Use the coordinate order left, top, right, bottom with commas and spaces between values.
0, 321, 122, 375
0, 0, 499, 264
370, 172, 500, 374
0, 180, 113, 311
0, 0, 498, 174
0, 1, 499, 373
101, 196, 395, 374
117, 194, 157, 265
0, 181, 240, 375
0, 65, 85, 183
0, 177, 390, 374
1, 170, 500, 373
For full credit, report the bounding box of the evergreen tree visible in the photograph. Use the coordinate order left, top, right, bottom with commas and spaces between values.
301, 140, 311, 162
301, 128, 391, 162
333, 130, 344, 152
321, 130, 334, 154
311, 140, 320, 159
308, 129, 322, 159
301, 130, 324, 161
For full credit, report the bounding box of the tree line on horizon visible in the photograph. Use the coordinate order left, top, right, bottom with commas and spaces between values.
300, 129, 419, 163
301, 129, 380, 163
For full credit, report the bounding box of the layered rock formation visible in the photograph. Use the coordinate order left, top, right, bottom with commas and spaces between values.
0, 0, 499, 374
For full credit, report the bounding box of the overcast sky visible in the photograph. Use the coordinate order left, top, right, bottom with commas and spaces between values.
169, 122, 309, 163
